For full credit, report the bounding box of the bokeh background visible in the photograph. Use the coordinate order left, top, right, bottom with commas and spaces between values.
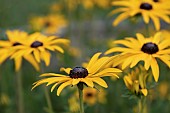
0, 0, 170, 113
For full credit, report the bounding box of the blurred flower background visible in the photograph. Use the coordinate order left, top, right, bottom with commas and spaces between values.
0, 0, 170, 113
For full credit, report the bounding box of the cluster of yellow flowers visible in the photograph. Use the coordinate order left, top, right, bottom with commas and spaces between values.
1, 0, 170, 113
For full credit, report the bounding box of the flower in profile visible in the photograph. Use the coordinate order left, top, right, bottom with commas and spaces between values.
0, 30, 39, 71
32, 52, 122, 96
29, 14, 67, 35
105, 32, 170, 82
110, 0, 170, 30
11, 32, 70, 67
124, 65, 148, 96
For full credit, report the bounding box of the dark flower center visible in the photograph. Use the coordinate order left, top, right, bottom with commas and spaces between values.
13, 42, 22, 46
153, 0, 159, 2
141, 42, 159, 54
31, 41, 43, 48
86, 93, 93, 97
44, 21, 51, 27
140, 3, 153, 10
69, 67, 88, 79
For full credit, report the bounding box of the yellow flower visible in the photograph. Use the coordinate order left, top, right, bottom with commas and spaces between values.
123, 65, 148, 96
11, 32, 70, 67
81, 0, 111, 9
30, 14, 67, 34
68, 96, 80, 113
105, 32, 170, 82
32, 52, 122, 96
83, 87, 107, 105
0, 30, 39, 71
110, 0, 170, 30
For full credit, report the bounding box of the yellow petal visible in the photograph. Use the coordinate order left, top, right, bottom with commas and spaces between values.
144, 54, 152, 70
91, 77, 108, 88
72, 79, 81, 85
123, 76, 132, 89
33, 49, 40, 62
40, 73, 68, 77
140, 89, 148, 96
142, 13, 150, 23
152, 32, 162, 44
57, 80, 72, 96
14, 57, 22, 71
81, 78, 94, 87
136, 33, 145, 46
60, 67, 72, 74
41, 51, 51, 66
53, 46, 64, 53
150, 14, 160, 31
86, 52, 102, 69
113, 12, 129, 26
151, 58, 159, 82
108, 8, 128, 16
24, 54, 40, 71
51, 83, 60, 92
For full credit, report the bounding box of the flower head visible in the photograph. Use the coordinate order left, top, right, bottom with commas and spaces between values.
0, 30, 39, 71
11, 32, 70, 67
110, 0, 170, 30
124, 65, 148, 96
83, 87, 107, 105
32, 52, 122, 96
30, 14, 67, 34
105, 32, 170, 82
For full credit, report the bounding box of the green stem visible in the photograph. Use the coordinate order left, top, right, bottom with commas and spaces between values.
15, 69, 24, 113
41, 64, 54, 113
138, 96, 147, 113
44, 86, 54, 113
78, 83, 84, 113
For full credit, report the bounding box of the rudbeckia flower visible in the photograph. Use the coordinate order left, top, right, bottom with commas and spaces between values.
30, 14, 67, 34
32, 52, 122, 96
105, 32, 170, 82
83, 87, 107, 105
11, 32, 70, 67
124, 65, 148, 96
0, 30, 39, 71
110, 0, 170, 30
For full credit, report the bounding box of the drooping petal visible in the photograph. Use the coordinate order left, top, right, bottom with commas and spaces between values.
113, 12, 129, 26
151, 58, 159, 82
24, 54, 40, 71
91, 77, 108, 88
57, 80, 72, 96
40, 50, 51, 66
14, 57, 22, 71
81, 78, 94, 87
140, 89, 148, 96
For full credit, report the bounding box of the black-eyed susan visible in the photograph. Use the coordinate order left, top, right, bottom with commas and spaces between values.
83, 87, 107, 105
105, 32, 170, 82
32, 52, 122, 96
11, 32, 70, 67
0, 30, 39, 71
124, 65, 148, 96
110, 0, 170, 30
29, 14, 67, 34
